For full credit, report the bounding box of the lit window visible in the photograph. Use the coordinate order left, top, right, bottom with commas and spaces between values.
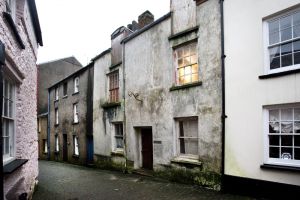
265, 9, 300, 73
114, 123, 124, 149
55, 108, 59, 125
43, 139, 48, 153
177, 117, 198, 156
73, 136, 79, 156
109, 71, 119, 102
73, 103, 79, 123
265, 106, 300, 167
2, 77, 15, 164
63, 82, 68, 96
55, 87, 59, 101
74, 77, 79, 93
55, 135, 59, 152
38, 118, 41, 133
174, 43, 198, 85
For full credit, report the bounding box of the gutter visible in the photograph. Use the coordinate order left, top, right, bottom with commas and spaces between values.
0, 41, 5, 200
47, 89, 50, 160
220, 0, 226, 190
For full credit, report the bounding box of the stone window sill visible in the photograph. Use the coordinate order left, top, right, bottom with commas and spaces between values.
101, 102, 121, 109
111, 150, 124, 157
259, 68, 300, 79
72, 154, 79, 158
72, 92, 79, 96
261, 164, 300, 172
72, 122, 79, 125
54, 99, 59, 102
62, 95, 68, 99
171, 156, 202, 167
3, 159, 28, 174
170, 81, 202, 91
54, 124, 59, 127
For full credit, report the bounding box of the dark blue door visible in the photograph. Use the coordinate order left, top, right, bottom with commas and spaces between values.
87, 136, 94, 164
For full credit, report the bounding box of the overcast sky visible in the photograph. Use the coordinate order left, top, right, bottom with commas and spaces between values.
35, 0, 170, 66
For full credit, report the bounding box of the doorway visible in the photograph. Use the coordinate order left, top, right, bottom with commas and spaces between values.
87, 135, 94, 164
141, 128, 153, 170
63, 134, 68, 161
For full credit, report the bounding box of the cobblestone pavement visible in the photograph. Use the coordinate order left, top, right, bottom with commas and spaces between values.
33, 160, 255, 200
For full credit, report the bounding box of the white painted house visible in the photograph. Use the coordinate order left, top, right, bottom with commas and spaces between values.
224, 0, 300, 197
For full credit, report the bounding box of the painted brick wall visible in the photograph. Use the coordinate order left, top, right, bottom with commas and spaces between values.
1, 0, 40, 199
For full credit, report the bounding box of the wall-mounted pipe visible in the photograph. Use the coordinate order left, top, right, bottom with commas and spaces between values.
0, 40, 5, 200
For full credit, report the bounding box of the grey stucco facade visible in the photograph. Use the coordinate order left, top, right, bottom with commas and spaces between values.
93, 0, 222, 189
48, 65, 94, 165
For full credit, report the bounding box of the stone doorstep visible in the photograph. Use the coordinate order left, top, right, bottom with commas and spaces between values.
132, 168, 155, 177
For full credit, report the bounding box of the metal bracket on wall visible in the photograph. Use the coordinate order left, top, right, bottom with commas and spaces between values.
128, 91, 143, 102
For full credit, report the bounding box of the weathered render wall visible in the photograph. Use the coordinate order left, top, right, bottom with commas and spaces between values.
1, 0, 40, 199
37, 57, 82, 115
124, 0, 222, 187
49, 67, 92, 165
224, 0, 300, 186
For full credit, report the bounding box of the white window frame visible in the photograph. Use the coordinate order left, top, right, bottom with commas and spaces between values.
38, 118, 41, 133
263, 104, 300, 167
55, 87, 59, 101
55, 135, 59, 152
73, 136, 79, 156
74, 77, 79, 93
263, 7, 300, 74
73, 103, 79, 123
43, 139, 48, 153
175, 117, 199, 159
113, 123, 124, 151
63, 82, 68, 96
2, 76, 16, 165
55, 108, 59, 125
174, 42, 199, 86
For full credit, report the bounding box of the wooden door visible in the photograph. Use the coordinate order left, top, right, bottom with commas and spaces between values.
63, 134, 68, 161
141, 129, 153, 170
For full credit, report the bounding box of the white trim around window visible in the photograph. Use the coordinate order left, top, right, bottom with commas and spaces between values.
263, 7, 300, 75
74, 77, 79, 93
73, 103, 79, 123
263, 103, 300, 168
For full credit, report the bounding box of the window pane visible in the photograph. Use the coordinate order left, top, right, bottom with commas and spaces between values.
295, 148, 300, 160
184, 75, 191, 84
269, 32, 279, 45
294, 122, 300, 133
280, 15, 292, 30
281, 43, 292, 55
184, 139, 198, 155
294, 25, 300, 38
294, 40, 300, 52
191, 55, 197, 64
281, 28, 292, 41
295, 136, 300, 146
179, 76, 185, 85
183, 47, 189, 57
269, 135, 279, 146
180, 138, 185, 154
270, 46, 280, 57
192, 64, 198, 74
294, 52, 300, 65
185, 66, 192, 75
9, 101, 13, 118
270, 57, 280, 69
182, 120, 198, 137
281, 147, 293, 159
295, 108, 300, 120
269, 147, 279, 158
269, 109, 279, 121
177, 49, 183, 58
281, 135, 293, 146
5, 137, 9, 155
190, 44, 196, 55
178, 68, 184, 77
116, 138, 123, 148
178, 59, 183, 68
269, 20, 279, 33
183, 57, 190, 66
281, 54, 293, 67
4, 100, 8, 117
192, 74, 198, 82
269, 122, 280, 133
294, 12, 300, 25
281, 108, 293, 120
281, 122, 293, 133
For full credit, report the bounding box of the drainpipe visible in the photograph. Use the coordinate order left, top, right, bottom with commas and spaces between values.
122, 42, 128, 172
0, 41, 5, 200
47, 89, 51, 160
220, 0, 226, 190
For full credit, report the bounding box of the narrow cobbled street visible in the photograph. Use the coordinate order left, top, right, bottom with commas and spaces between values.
33, 160, 253, 200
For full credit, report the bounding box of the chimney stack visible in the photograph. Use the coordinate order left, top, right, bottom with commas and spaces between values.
138, 10, 154, 29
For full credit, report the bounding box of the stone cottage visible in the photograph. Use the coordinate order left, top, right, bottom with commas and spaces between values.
37, 56, 82, 160
0, 0, 43, 199
93, 0, 222, 189
48, 63, 94, 165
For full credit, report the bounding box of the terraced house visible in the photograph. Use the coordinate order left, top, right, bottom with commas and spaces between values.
93, 0, 223, 189
0, 0, 43, 199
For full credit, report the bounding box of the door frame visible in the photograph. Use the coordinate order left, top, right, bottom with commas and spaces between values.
139, 127, 153, 170
63, 134, 68, 161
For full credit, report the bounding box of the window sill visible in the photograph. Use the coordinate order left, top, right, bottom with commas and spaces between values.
72, 92, 79, 96
72, 154, 79, 158
43, 152, 48, 155
54, 151, 59, 155
171, 156, 202, 167
3, 159, 28, 174
259, 68, 300, 79
54, 99, 59, 102
72, 122, 79, 125
111, 150, 124, 157
261, 164, 300, 172
3, 12, 25, 49
101, 102, 121, 109
169, 81, 202, 91
62, 95, 68, 99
